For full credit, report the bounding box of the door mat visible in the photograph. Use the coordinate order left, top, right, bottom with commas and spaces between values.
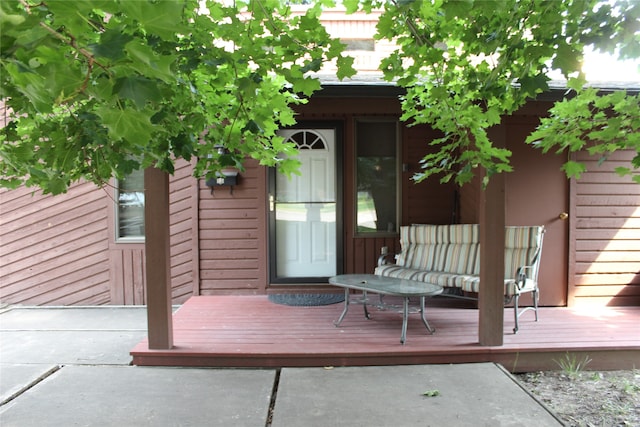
268, 293, 345, 307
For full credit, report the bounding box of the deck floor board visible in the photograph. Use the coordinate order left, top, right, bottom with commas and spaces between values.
131, 296, 640, 371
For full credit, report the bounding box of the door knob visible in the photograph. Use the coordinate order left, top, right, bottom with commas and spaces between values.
558, 212, 569, 220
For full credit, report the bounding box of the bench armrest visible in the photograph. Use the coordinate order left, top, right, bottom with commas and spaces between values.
515, 265, 536, 290
377, 246, 398, 267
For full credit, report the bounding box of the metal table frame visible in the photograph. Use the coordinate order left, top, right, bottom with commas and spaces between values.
329, 274, 443, 344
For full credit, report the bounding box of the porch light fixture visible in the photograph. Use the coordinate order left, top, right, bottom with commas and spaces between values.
206, 168, 239, 195
206, 145, 239, 194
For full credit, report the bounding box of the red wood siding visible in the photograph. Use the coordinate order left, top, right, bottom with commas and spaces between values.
402, 123, 457, 226
0, 182, 111, 305
109, 246, 145, 305
1, 159, 197, 306
198, 158, 268, 294
168, 159, 199, 303
108, 159, 198, 305
458, 173, 481, 224
570, 150, 640, 306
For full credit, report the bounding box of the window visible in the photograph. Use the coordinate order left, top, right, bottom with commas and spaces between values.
355, 120, 399, 234
115, 169, 145, 241
341, 39, 375, 52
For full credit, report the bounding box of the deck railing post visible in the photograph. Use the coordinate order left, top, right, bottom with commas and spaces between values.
144, 166, 174, 349
479, 128, 506, 346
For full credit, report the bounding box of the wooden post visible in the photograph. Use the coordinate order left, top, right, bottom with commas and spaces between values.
479, 128, 506, 346
144, 166, 173, 349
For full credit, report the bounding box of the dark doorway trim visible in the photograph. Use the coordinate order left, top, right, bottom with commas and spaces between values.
268, 120, 345, 284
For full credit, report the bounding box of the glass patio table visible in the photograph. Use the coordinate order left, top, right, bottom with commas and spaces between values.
329, 274, 443, 344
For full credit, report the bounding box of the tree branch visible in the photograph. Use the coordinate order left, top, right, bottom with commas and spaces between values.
38, 21, 109, 72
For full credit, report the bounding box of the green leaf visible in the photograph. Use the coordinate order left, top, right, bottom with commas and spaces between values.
41, 62, 86, 102
517, 74, 550, 97
343, 0, 361, 14
96, 106, 156, 144
336, 55, 356, 80
89, 30, 133, 61
300, 58, 323, 74
119, 0, 188, 40
3, 61, 53, 113
552, 44, 583, 77
242, 120, 263, 135
125, 41, 176, 83
114, 76, 163, 108
615, 166, 631, 177
561, 160, 587, 179
442, 0, 473, 18
292, 77, 321, 97
566, 75, 587, 92
0, 10, 26, 26
45, 0, 97, 36
46, 176, 71, 195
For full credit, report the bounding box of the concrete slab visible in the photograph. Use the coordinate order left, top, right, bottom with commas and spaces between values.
0, 364, 59, 405
0, 307, 149, 330
0, 330, 145, 365
0, 307, 148, 365
0, 307, 563, 426
272, 364, 562, 427
0, 365, 275, 427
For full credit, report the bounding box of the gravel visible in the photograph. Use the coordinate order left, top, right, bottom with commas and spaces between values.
516, 370, 640, 427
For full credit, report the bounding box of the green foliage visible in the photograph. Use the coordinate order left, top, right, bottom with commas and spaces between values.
527, 89, 640, 182
0, 0, 356, 194
2, 0, 639, 193
347, 0, 640, 185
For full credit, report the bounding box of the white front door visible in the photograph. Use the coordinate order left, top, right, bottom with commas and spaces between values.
271, 127, 340, 281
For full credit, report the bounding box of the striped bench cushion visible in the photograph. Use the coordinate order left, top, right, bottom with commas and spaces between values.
504, 226, 544, 280
375, 265, 537, 297
396, 225, 442, 271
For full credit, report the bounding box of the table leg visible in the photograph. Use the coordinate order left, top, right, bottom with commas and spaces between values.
334, 288, 350, 327
420, 296, 435, 334
362, 290, 370, 319
400, 297, 409, 344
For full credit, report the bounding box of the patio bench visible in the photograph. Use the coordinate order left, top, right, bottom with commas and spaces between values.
375, 224, 545, 333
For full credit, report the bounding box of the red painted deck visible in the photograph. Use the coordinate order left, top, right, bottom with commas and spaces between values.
131, 296, 640, 372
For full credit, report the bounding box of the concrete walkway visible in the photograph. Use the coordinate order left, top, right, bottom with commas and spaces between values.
0, 306, 563, 426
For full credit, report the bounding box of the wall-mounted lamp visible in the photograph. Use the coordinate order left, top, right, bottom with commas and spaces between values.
205, 145, 240, 195
206, 168, 239, 195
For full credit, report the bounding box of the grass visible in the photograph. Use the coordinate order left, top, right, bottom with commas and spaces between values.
553, 352, 592, 379
619, 371, 640, 395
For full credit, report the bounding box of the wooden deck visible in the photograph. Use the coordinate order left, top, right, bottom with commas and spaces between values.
130, 295, 640, 372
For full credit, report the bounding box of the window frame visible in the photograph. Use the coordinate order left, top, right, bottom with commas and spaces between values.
353, 117, 401, 237
114, 170, 145, 243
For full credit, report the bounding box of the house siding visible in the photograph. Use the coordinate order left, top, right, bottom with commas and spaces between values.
168, 159, 199, 303
402, 123, 457, 226
570, 150, 640, 306
0, 182, 111, 305
1, 159, 197, 306
198, 158, 268, 294
2, 101, 639, 307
